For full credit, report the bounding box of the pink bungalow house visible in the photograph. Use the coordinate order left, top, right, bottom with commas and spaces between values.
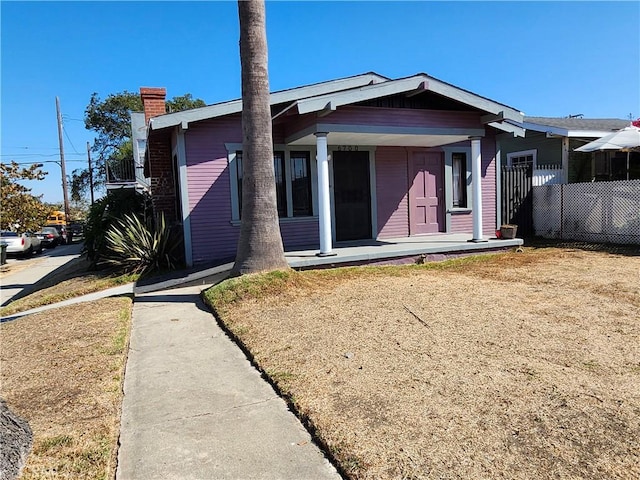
140, 72, 525, 267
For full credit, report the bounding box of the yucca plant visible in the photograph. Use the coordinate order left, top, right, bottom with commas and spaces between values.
103, 213, 177, 277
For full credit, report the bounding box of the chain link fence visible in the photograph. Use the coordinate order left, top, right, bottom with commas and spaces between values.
533, 180, 640, 245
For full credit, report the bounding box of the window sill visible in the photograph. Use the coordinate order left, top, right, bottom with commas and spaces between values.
230, 215, 318, 227
448, 208, 472, 214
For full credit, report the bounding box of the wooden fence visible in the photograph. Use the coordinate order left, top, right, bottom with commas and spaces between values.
501, 165, 533, 237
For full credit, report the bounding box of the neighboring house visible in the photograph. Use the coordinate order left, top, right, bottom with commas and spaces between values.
140, 72, 527, 267
500, 117, 633, 184
106, 112, 151, 193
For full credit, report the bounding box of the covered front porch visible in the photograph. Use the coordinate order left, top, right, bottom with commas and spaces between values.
273, 75, 526, 257
136, 233, 523, 293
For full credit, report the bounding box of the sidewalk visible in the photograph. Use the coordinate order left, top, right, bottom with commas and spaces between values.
116, 283, 341, 480
0, 242, 83, 306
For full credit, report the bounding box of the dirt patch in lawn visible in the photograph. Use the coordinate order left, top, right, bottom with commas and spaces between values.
0, 296, 132, 479
207, 248, 640, 479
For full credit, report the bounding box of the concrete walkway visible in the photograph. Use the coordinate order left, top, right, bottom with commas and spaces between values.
0, 242, 83, 306
116, 284, 341, 480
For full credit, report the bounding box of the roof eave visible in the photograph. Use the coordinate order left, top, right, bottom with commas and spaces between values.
149, 72, 388, 132
296, 73, 524, 123
520, 121, 625, 139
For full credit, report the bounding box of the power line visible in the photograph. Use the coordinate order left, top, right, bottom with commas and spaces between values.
0, 153, 87, 158
63, 125, 81, 155
2, 146, 61, 150
62, 115, 85, 122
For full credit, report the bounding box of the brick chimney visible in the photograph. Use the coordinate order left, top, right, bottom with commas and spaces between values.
140, 87, 167, 123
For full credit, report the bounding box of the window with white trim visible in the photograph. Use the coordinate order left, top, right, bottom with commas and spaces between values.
451, 152, 467, 208
290, 151, 312, 216
507, 149, 537, 168
230, 148, 314, 221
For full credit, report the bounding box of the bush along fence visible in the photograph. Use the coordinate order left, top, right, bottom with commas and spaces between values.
533, 179, 640, 245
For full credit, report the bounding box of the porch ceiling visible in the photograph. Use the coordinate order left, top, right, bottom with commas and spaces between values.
287, 123, 486, 148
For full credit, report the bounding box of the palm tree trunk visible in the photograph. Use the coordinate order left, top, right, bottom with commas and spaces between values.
232, 0, 288, 275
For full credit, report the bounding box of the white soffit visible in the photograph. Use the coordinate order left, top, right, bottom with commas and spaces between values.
567, 130, 624, 138
521, 121, 619, 139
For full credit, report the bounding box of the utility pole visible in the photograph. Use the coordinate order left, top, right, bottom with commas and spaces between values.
56, 96, 71, 222
86, 141, 95, 205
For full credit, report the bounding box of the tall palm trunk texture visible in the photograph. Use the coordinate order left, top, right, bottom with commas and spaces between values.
232, 0, 288, 275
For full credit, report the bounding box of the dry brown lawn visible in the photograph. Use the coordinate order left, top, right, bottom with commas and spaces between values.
206, 247, 640, 480
1, 297, 132, 479
0, 258, 137, 317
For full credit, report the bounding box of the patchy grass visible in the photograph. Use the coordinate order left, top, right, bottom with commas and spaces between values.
0, 268, 138, 317
204, 247, 640, 480
0, 297, 133, 480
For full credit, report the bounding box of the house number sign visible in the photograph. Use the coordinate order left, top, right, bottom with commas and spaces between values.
336, 145, 359, 151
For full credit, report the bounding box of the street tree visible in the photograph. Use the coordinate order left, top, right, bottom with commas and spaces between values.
0, 162, 49, 232
231, 0, 288, 275
72, 91, 205, 201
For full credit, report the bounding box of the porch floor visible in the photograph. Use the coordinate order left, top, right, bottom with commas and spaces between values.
136, 234, 523, 293
286, 233, 523, 269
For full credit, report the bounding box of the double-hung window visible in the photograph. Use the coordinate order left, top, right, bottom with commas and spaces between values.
232, 149, 313, 220
451, 152, 467, 208
290, 151, 312, 217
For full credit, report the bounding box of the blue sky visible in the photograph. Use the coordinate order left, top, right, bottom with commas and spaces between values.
2, 1, 639, 203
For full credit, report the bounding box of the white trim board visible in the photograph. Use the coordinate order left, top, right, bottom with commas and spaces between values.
150, 73, 524, 134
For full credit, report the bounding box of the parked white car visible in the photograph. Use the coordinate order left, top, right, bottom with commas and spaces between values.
0, 231, 42, 256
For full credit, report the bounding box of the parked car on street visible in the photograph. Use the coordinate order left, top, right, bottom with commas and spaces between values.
0, 231, 42, 256
46, 224, 72, 245
68, 221, 85, 237
36, 226, 61, 248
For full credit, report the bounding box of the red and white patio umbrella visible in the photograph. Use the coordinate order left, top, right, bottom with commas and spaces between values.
575, 122, 640, 180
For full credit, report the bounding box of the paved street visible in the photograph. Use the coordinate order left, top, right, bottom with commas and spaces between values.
0, 242, 83, 306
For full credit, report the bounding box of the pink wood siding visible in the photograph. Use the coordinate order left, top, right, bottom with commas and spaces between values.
280, 219, 319, 249
449, 132, 497, 235
185, 117, 241, 264
317, 106, 481, 129
376, 147, 409, 238
481, 134, 497, 235
185, 116, 320, 264
182, 109, 498, 264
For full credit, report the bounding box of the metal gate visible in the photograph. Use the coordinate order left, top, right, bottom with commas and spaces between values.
501, 164, 533, 237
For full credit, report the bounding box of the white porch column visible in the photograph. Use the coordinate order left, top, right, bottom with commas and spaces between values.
470, 137, 486, 242
315, 132, 335, 256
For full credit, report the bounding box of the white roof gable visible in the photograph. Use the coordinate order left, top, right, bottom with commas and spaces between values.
150, 72, 388, 131
149, 71, 524, 133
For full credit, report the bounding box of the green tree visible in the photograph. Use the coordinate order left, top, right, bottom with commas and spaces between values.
231, 0, 288, 275
167, 94, 205, 113
72, 91, 206, 201
0, 162, 49, 232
